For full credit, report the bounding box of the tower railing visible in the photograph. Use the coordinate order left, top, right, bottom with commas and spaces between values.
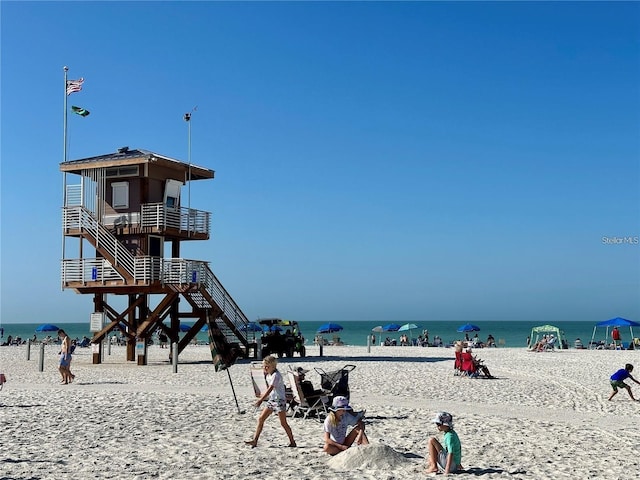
141, 203, 211, 235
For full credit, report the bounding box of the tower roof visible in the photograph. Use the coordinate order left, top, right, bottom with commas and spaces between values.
59, 147, 214, 180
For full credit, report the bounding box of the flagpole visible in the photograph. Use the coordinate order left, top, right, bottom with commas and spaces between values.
62, 66, 69, 287
63, 66, 69, 163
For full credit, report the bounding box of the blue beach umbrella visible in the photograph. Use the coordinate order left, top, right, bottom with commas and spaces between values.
317, 323, 343, 334
179, 323, 193, 332
263, 325, 283, 333
457, 323, 481, 333
240, 322, 263, 332
383, 323, 401, 332
35, 324, 60, 333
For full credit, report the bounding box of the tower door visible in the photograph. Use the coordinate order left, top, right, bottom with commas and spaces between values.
149, 235, 164, 257
164, 179, 183, 209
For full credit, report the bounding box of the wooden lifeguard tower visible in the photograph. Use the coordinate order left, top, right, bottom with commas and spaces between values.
60, 147, 255, 364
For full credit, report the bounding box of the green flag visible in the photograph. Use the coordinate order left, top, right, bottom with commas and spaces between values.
71, 105, 90, 117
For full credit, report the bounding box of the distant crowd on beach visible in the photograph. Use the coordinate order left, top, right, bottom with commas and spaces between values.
378, 331, 497, 349
1, 333, 91, 348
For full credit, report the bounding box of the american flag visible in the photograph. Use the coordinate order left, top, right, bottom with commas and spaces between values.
66, 78, 84, 95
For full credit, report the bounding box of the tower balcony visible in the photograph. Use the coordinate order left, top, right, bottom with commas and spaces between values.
63, 203, 211, 240
61, 256, 211, 291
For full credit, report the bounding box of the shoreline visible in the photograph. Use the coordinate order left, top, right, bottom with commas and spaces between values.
2, 345, 639, 479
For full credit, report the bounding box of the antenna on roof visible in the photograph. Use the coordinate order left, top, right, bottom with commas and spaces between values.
184, 105, 197, 211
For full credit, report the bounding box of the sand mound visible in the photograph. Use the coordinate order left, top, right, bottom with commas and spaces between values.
327, 443, 408, 470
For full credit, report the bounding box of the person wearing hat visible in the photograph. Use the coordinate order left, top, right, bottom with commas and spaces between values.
322, 396, 368, 455
296, 367, 324, 399
426, 412, 463, 474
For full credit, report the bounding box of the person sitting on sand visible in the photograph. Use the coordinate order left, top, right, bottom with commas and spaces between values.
608, 363, 640, 402
245, 355, 296, 448
426, 411, 463, 474
322, 396, 368, 455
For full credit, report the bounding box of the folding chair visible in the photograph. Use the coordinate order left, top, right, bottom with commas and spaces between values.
287, 371, 329, 421
460, 352, 478, 377
454, 350, 463, 376
249, 362, 268, 399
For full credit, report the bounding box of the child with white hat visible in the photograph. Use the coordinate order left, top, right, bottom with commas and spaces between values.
322, 396, 368, 455
426, 411, 463, 474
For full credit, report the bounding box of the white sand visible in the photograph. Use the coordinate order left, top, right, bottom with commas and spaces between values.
1, 344, 640, 479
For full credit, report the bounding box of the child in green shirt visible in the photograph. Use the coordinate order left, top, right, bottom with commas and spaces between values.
426, 411, 463, 474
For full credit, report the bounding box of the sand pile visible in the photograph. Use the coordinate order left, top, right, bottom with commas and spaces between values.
327, 443, 408, 470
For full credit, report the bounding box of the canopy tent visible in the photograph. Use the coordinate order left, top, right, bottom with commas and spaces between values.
590, 317, 639, 349
529, 325, 567, 350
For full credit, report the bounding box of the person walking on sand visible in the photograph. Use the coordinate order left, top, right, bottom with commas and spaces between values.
426, 412, 463, 474
608, 364, 640, 402
57, 329, 74, 384
245, 355, 296, 448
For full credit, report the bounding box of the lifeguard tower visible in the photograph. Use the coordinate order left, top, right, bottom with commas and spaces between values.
60, 147, 256, 364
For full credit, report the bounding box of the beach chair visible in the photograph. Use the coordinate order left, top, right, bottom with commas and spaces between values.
543, 337, 557, 351
460, 352, 478, 377
287, 371, 329, 421
250, 362, 268, 399
454, 351, 463, 376
314, 364, 356, 401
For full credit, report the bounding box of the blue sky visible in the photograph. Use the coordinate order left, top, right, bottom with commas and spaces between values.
1, 1, 639, 325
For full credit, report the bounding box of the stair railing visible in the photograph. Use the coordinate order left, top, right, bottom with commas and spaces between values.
63, 206, 136, 278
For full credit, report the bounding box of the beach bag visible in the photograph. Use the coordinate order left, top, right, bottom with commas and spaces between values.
0, 373, 6, 390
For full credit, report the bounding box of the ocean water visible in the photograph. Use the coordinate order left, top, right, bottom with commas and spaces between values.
0, 320, 624, 348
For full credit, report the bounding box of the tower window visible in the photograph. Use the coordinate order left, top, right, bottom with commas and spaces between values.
112, 181, 129, 209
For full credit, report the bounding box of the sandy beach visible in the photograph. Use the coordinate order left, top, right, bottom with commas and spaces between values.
1, 344, 639, 479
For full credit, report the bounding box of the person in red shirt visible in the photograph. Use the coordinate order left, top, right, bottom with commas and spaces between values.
612, 327, 621, 348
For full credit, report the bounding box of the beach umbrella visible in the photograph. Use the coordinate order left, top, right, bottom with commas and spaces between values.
317, 323, 344, 334
263, 325, 283, 333
240, 322, 262, 332
398, 323, 420, 340
179, 323, 193, 332
457, 323, 481, 333
372, 325, 384, 344
35, 324, 59, 333
383, 323, 401, 332
398, 323, 419, 332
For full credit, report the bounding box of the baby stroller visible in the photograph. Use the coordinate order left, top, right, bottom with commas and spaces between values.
314, 364, 356, 401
